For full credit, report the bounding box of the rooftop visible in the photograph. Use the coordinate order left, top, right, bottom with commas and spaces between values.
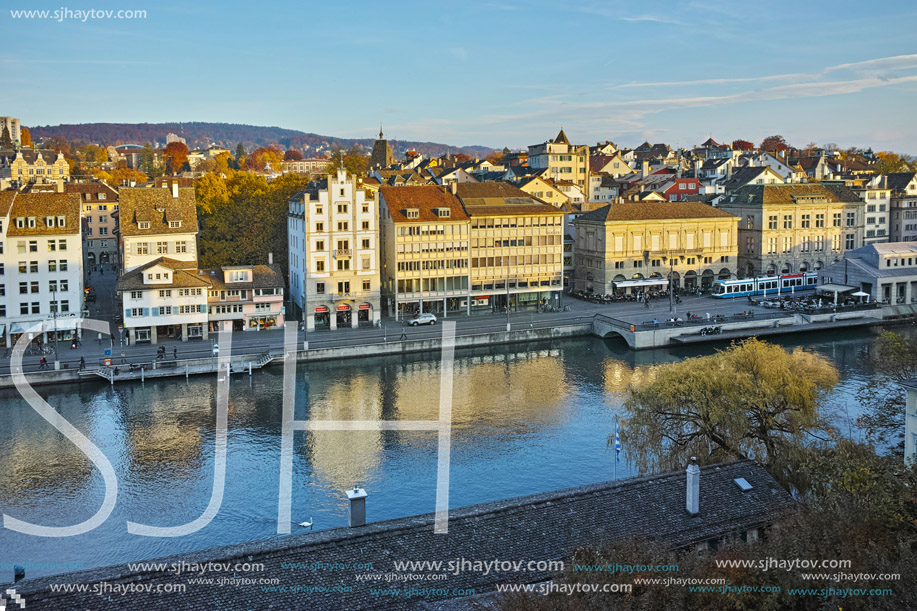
0, 192, 81, 236
380, 186, 470, 223
576, 201, 737, 223
119, 187, 198, 237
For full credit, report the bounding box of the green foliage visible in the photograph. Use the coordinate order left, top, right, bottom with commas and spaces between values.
327, 144, 368, 176
618, 338, 838, 488
0, 126, 11, 149
194, 172, 310, 272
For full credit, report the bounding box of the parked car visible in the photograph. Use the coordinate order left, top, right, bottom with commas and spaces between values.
407, 313, 437, 326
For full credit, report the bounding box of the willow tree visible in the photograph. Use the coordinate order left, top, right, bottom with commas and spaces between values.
618, 338, 838, 486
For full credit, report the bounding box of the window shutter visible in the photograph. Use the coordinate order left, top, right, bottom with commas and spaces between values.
152, 308, 158, 317
200, 304, 206, 313
125, 308, 131, 318
142, 308, 149, 316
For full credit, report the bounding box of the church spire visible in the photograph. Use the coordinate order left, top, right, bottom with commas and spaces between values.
379, 122, 384, 140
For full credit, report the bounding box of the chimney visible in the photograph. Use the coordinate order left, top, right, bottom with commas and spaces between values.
686, 457, 700, 515
726, 161, 733, 181
171, 181, 179, 199
641, 160, 649, 178
694, 159, 702, 179
268, 252, 273, 265
346, 487, 368, 527
450, 181, 457, 194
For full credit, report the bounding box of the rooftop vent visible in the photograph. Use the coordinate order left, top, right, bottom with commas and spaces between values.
734, 477, 753, 492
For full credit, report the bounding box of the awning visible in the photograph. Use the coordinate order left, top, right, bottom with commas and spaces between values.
816, 283, 856, 294
852, 291, 870, 297
9, 323, 24, 334
0, 324, 5, 336
614, 279, 669, 288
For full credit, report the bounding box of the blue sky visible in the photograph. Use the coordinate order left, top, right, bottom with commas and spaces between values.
3, 0, 917, 153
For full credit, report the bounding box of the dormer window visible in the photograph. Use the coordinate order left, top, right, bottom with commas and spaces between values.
99, 193, 106, 200
57, 216, 66, 227
138, 221, 151, 229
15, 217, 24, 228
435, 208, 451, 218
27, 217, 36, 228
405, 208, 420, 219
169, 221, 182, 228
46, 216, 55, 227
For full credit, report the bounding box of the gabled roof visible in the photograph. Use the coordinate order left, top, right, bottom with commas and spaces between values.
116, 257, 210, 291
454, 182, 560, 216
554, 128, 570, 145
721, 166, 780, 190
1, 192, 81, 236
379, 186, 470, 223
576, 201, 737, 223
119, 187, 198, 237
886, 172, 917, 193
66, 182, 119, 202
724, 184, 862, 206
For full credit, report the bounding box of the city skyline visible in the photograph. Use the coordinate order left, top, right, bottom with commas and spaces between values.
3, 0, 916, 152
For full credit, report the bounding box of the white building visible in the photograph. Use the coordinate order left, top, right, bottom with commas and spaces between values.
119, 183, 198, 273
288, 169, 381, 331
855, 175, 891, 245
117, 257, 209, 344
0, 192, 83, 349
0, 116, 21, 145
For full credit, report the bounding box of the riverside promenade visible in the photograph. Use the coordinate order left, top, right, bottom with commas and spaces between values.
0, 292, 892, 389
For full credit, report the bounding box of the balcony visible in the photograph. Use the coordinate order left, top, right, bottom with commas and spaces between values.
334, 249, 352, 258
333, 292, 354, 300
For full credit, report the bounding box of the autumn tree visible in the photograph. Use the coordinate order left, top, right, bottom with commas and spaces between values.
246, 146, 284, 172
163, 141, 189, 174
874, 151, 913, 174
730, 139, 754, 151
108, 167, 149, 186
284, 149, 304, 161
0, 126, 12, 149
618, 338, 838, 487
19, 127, 31, 147
759, 134, 789, 153
327, 144, 369, 176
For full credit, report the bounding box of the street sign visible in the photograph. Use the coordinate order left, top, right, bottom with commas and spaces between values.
118, 325, 123, 331
104, 358, 112, 367
104, 349, 111, 357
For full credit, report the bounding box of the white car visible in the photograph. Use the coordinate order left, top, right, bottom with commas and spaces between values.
407, 313, 437, 326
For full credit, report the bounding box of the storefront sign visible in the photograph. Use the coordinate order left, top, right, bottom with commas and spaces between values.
314, 306, 329, 313
358, 304, 371, 310
336, 305, 350, 312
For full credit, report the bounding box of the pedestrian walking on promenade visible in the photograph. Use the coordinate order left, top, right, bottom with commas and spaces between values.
39, 357, 47, 370
79, 356, 85, 371
173, 346, 178, 359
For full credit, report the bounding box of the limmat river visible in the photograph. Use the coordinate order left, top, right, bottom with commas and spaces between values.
0, 327, 896, 578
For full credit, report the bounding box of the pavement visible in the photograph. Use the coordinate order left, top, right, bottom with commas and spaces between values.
0, 288, 776, 375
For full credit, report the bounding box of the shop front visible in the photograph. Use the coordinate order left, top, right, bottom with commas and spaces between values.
357, 303, 373, 327
335, 304, 355, 329
248, 315, 278, 331
312, 306, 330, 330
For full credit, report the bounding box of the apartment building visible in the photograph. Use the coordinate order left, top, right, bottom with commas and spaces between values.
528, 129, 589, 197
718, 184, 864, 278
288, 170, 381, 331
0, 192, 83, 349
118, 258, 208, 344
853, 175, 891, 245
887, 173, 917, 242
0, 116, 21, 144
572, 201, 738, 294
67, 182, 119, 267
379, 185, 470, 319
119, 183, 198, 273
206, 264, 285, 333
455, 182, 565, 313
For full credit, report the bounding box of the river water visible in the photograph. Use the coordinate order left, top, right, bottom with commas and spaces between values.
0, 327, 894, 578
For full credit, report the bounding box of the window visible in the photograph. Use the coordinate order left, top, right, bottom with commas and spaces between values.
175, 241, 187, 253
138, 221, 150, 229
157, 241, 168, 254
316, 240, 325, 251
846, 234, 855, 249
30, 261, 38, 273
168, 221, 182, 228
48, 240, 57, 252
847, 212, 855, 227
362, 221, 370, 230
361, 238, 370, 249
337, 259, 350, 270
316, 222, 324, 232
801, 214, 810, 228
28, 240, 38, 252
337, 221, 349, 231
816, 213, 825, 228
316, 260, 325, 272
19, 282, 27, 294
783, 215, 792, 229
768, 215, 777, 229
362, 280, 370, 291
405, 209, 420, 219
362, 204, 369, 214
58, 239, 67, 251
746, 215, 754, 230
30, 281, 38, 293
31, 302, 40, 314
20, 303, 29, 315
337, 281, 350, 294
131, 291, 142, 299
48, 260, 56, 272
158, 306, 172, 315
136, 243, 149, 255
362, 257, 370, 270
316, 282, 325, 294
158, 289, 172, 298
833, 213, 842, 227
60, 260, 68, 271
337, 204, 348, 214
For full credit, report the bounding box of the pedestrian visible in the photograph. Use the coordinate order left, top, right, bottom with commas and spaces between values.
173, 346, 177, 359
39, 357, 47, 370
98, 333, 103, 345
399, 330, 407, 341
79, 356, 85, 371
75, 336, 81, 347
705, 312, 711, 321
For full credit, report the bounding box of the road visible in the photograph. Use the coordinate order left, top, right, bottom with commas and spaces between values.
0, 291, 774, 375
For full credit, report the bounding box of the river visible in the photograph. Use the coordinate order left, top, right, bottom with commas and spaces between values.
0, 326, 897, 578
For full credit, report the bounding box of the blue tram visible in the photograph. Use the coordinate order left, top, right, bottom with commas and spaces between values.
711, 272, 818, 298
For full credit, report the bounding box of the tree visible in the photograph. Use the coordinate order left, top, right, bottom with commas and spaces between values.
20, 127, 31, 147
235, 143, 246, 166
856, 330, 917, 455
163, 141, 189, 174
802, 141, 819, 155
618, 338, 838, 487
0, 126, 12, 149
874, 151, 912, 174
246, 146, 284, 172
108, 167, 148, 186
759, 135, 788, 153
731, 139, 754, 151
284, 149, 304, 161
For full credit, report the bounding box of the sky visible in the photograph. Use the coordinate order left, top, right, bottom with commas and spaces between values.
3, 0, 917, 153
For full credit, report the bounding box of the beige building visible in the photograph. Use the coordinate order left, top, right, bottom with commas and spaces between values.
718, 184, 865, 277
528, 129, 589, 197
514, 175, 568, 207
0, 149, 69, 188
456, 182, 565, 313
379, 185, 471, 319
67, 182, 119, 268
573, 202, 739, 294
288, 170, 381, 330
119, 183, 199, 274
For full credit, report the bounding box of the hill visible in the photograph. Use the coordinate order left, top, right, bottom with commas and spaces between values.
27, 122, 495, 159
